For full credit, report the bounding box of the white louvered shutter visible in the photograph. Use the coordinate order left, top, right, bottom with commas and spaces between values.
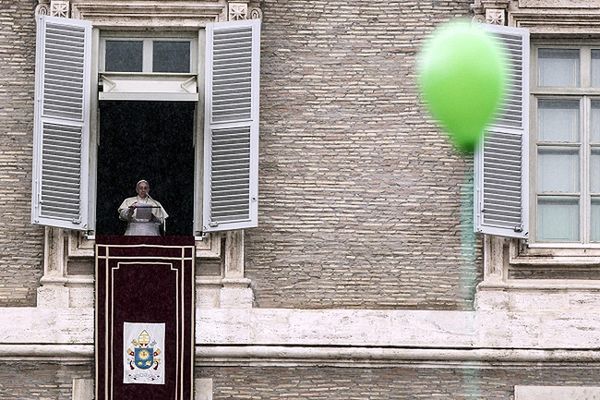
203, 19, 260, 232
474, 24, 530, 238
31, 16, 92, 230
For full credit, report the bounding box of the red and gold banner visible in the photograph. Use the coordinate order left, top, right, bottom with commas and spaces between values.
96, 236, 195, 400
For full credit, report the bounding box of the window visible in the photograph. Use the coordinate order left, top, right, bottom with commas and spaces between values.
31, 16, 261, 235
98, 34, 198, 102
475, 24, 600, 250
532, 45, 600, 244
100, 37, 195, 73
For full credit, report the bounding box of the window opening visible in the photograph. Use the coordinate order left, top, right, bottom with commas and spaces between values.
96, 101, 195, 235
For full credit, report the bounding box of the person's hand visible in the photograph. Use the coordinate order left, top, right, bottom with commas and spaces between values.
127, 202, 136, 219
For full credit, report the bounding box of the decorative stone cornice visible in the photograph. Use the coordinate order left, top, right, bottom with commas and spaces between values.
71, 1, 227, 27
34, 0, 262, 25
6, 308, 600, 362
472, 0, 600, 32
35, 0, 231, 25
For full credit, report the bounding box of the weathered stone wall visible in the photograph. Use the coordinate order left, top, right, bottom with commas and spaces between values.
0, 0, 44, 306
246, 0, 482, 310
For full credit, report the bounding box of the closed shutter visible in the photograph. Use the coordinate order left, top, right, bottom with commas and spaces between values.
474, 24, 530, 238
31, 15, 92, 230
203, 19, 260, 232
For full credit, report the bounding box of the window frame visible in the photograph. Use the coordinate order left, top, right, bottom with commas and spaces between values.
97, 32, 199, 103
32, 16, 261, 238
530, 42, 600, 248
99, 32, 198, 74
87, 28, 206, 237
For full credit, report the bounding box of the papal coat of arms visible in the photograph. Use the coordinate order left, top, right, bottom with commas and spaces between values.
123, 322, 165, 384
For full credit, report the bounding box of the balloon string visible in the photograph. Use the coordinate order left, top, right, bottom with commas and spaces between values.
460, 163, 481, 397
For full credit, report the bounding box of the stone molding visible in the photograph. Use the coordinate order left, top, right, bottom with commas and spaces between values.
67, 230, 222, 259
5, 308, 600, 364
38, 229, 231, 308
472, 0, 600, 33
70, 1, 227, 27
6, 344, 600, 367
476, 236, 600, 311
4, 308, 600, 349
35, 0, 263, 24
515, 386, 600, 400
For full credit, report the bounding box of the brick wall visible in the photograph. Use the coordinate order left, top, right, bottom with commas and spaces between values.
0, 363, 598, 399
0, 362, 92, 399
0, 0, 483, 309
199, 365, 600, 399
246, 0, 482, 310
0, 0, 44, 306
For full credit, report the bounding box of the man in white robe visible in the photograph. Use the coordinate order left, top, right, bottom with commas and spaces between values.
118, 180, 169, 236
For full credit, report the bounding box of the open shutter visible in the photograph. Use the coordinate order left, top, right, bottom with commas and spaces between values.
31, 16, 92, 230
474, 24, 530, 238
203, 19, 260, 232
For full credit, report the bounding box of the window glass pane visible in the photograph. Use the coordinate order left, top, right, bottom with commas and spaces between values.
538, 148, 580, 193
105, 40, 143, 72
591, 198, 600, 242
538, 48, 580, 87
592, 50, 600, 87
153, 41, 190, 73
591, 149, 600, 193
591, 101, 600, 143
538, 99, 579, 142
537, 196, 579, 242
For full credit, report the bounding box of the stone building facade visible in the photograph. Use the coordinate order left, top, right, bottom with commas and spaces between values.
2, 0, 600, 399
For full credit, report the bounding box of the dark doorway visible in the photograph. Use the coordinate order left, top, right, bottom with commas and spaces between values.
97, 101, 195, 235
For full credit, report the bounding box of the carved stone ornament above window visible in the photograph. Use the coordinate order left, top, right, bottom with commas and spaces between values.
249, 6, 263, 20
228, 2, 248, 21
50, 0, 69, 17
35, 3, 49, 16
486, 9, 505, 25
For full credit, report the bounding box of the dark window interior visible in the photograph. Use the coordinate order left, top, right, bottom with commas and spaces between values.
153, 41, 191, 73
96, 101, 195, 235
105, 40, 143, 72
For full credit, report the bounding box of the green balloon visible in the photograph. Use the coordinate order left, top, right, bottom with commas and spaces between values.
418, 21, 507, 153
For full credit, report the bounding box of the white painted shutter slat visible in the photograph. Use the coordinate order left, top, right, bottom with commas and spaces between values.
475, 24, 530, 238
203, 19, 260, 232
31, 16, 92, 230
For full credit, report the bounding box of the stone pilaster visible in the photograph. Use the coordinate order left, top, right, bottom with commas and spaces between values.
37, 227, 69, 307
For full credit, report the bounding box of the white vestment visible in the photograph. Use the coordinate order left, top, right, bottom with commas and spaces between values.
118, 195, 169, 236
